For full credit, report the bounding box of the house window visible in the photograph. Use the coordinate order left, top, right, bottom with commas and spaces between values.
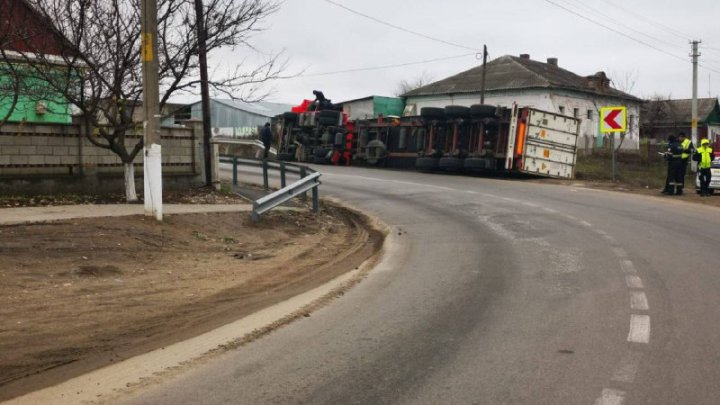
559, 106, 565, 114
587, 109, 593, 119
573, 108, 579, 118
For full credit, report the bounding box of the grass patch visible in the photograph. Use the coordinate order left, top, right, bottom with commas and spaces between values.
575, 153, 674, 189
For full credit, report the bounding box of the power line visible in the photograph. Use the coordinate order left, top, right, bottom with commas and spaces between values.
290, 52, 478, 78
543, 0, 688, 63
598, 0, 694, 41
560, 0, 681, 49
323, 0, 479, 52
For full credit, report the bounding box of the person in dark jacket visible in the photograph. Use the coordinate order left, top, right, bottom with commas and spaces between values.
662, 135, 684, 195
260, 122, 272, 159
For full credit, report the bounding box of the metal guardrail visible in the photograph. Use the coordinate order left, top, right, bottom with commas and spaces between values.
219, 156, 320, 222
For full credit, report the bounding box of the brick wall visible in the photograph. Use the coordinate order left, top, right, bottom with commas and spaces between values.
0, 122, 204, 194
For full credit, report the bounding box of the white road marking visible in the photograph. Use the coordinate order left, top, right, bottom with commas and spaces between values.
620, 260, 637, 274
523, 202, 540, 208
611, 351, 643, 383
465, 190, 478, 194
580, 220, 593, 227
630, 291, 650, 311
628, 315, 651, 344
611, 246, 628, 258
625, 275, 644, 289
542, 207, 557, 214
594, 388, 626, 405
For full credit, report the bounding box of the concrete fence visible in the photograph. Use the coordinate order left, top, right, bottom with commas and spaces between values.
0, 121, 205, 195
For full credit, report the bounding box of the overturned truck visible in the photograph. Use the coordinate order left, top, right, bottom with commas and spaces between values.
273, 100, 581, 179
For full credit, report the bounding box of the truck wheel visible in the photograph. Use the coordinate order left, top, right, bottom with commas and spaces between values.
282, 112, 298, 123
470, 104, 497, 118
444, 106, 470, 119
278, 152, 294, 161
415, 156, 439, 171
420, 107, 444, 120
318, 117, 339, 126
313, 147, 329, 159
318, 110, 341, 119
463, 157, 487, 170
439, 157, 464, 171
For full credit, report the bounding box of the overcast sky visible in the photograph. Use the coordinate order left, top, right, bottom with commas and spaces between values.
202, 0, 720, 106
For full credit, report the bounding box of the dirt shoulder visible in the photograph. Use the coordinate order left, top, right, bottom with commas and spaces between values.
533, 177, 720, 208
0, 204, 384, 400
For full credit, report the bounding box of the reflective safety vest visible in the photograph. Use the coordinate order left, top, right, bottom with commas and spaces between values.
681, 138, 692, 159
697, 145, 714, 169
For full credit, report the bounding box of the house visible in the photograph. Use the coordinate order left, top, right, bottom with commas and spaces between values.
337, 95, 405, 120
0, 0, 75, 124
162, 99, 292, 138
640, 97, 720, 143
403, 54, 643, 150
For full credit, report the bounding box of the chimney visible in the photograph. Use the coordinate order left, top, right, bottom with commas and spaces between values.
586, 72, 610, 91
547, 57, 558, 66
519, 54, 530, 60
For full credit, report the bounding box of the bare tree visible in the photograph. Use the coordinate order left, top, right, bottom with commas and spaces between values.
1, 0, 285, 201
394, 71, 434, 96
609, 69, 639, 95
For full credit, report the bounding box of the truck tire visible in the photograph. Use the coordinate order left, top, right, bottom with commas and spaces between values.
318, 116, 339, 126
439, 157, 464, 171
444, 106, 470, 119
313, 147, 329, 159
365, 139, 387, 165
318, 110, 341, 119
420, 107, 444, 120
415, 156, 439, 171
470, 104, 497, 118
278, 152, 294, 161
463, 157, 488, 170
282, 112, 298, 123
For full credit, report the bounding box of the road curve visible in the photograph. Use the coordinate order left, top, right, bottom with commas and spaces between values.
122, 166, 720, 405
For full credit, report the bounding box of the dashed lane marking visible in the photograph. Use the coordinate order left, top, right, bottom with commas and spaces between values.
594, 388, 626, 405
611, 246, 628, 258
625, 275, 644, 289
628, 315, 651, 344
620, 260, 637, 274
630, 291, 649, 311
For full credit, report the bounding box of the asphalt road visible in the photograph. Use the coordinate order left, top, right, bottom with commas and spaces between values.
123, 166, 720, 405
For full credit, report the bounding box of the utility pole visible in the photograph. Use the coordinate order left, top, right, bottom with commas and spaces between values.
480, 45, 488, 104
141, 0, 163, 220
690, 40, 701, 148
193, 0, 214, 187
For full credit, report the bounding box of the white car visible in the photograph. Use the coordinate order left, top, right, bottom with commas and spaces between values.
695, 158, 720, 195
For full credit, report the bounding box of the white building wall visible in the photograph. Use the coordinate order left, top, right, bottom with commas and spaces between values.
406, 89, 641, 150
343, 99, 375, 120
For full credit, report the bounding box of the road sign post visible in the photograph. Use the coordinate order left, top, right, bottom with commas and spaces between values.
600, 107, 627, 183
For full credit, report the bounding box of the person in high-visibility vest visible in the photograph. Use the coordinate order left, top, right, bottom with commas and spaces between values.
678, 132, 694, 195
662, 135, 684, 195
696, 138, 714, 196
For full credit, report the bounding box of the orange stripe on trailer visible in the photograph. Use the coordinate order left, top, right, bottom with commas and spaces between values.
515, 120, 527, 156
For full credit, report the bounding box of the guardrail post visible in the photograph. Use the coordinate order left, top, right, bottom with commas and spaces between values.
232, 156, 238, 186
300, 166, 308, 202
280, 160, 287, 188
262, 159, 269, 190
312, 186, 319, 214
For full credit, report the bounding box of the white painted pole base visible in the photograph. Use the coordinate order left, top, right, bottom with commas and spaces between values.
144, 143, 163, 221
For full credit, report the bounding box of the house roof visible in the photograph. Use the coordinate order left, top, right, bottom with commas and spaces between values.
640, 98, 720, 125
402, 55, 642, 102
212, 99, 292, 117
0, 0, 77, 57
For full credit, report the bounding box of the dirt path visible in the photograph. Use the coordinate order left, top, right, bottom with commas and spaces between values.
0, 205, 384, 400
